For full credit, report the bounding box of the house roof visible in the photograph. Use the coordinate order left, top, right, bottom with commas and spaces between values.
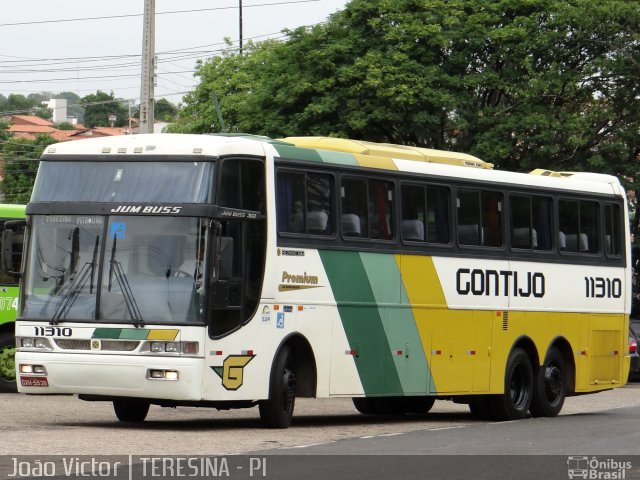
10, 115, 53, 127
90, 127, 128, 136
9, 124, 56, 134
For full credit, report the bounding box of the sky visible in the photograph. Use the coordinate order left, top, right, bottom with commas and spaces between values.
0, 0, 349, 106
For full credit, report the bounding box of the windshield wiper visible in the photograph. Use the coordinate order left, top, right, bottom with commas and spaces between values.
50, 235, 99, 325
108, 235, 144, 327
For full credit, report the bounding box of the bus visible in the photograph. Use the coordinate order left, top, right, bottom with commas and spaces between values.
0, 203, 25, 392
12, 134, 630, 427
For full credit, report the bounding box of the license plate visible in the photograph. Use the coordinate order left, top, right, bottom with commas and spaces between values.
21, 376, 49, 387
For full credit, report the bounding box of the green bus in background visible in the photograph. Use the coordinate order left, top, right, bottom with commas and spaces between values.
0, 204, 25, 392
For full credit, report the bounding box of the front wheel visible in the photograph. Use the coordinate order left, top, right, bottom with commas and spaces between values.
489, 348, 533, 421
0, 331, 17, 393
113, 399, 150, 422
530, 347, 566, 417
259, 346, 296, 428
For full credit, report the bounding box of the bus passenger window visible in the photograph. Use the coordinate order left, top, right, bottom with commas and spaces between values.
457, 190, 482, 246
580, 201, 599, 253
341, 178, 368, 238
481, 191, 503, 248
559, 200, 579, 252
401, 184, 449, 244
369, 180, 393, 240
427, 186, 450, 244
559, 199, 598, 254
277, 171, 333, 236
510, 195, 552, 251
457, 189, 502, 247
604, 204, 621, 256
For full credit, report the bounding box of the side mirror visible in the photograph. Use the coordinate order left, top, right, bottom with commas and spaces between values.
2, 219, 26, 278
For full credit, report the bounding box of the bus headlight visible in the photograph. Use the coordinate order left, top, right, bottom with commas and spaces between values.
147, 369, 179, 381
19, 337, 52, 350
20, 364, 47, 375
146, 341, 199, 355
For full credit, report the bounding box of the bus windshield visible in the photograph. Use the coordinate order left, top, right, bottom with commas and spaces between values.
31, 161, 213, 203
23, 215, 208, 324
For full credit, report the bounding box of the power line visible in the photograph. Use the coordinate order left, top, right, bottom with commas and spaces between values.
0, 1, 322, 28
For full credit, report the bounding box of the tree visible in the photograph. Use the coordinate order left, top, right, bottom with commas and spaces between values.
3, 94, 35, 115
1, 135, 56, 204
171, 0, 640, 179
154, 98, 178, 122
81, 91, 129, 128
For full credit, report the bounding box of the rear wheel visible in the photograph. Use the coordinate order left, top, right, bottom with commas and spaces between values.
403, 396, 435, 415
352, 397, 378, 414
489, 348, 533, 421
113, 399, 150, 422
530, 347, 566, 417
0, 331, 17, 393
468, 397, 493, 420
259, 346, 296, 428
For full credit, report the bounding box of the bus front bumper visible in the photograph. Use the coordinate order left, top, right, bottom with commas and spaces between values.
16, 351, 204, 401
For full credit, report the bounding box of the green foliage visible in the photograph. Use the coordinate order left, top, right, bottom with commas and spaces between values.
0, 120, 9, 144
56, 122, 76, 131
154, 98, 178, 122
81, 91, 129, 128
171, 0, 640, 180
1, 135, 57, 204
1, 94, 34, 115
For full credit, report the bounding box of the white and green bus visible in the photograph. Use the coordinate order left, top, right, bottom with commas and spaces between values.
13, 134, 630, 427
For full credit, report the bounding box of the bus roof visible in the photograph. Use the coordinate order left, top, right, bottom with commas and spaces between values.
279, 136, 494, 169
41, 134, 622, 196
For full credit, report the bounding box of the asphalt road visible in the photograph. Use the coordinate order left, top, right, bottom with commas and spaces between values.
1, 383, 640, 479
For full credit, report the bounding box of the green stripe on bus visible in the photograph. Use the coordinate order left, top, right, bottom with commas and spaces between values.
359, 252, 434, 394
92, 328, 123, 339
319, 250, 402, 395
273, 145, 324, 162
118, 329, 150, 340
315, 149, 359, 166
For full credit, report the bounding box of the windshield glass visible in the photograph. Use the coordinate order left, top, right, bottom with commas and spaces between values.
31, 161, 213, 203
23, 215, 207, 324
23, 215, 103, 321
101, 216, 207, 324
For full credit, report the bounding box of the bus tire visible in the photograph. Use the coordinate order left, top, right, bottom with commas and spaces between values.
489, 348, 533, 421
403, 396, 435, 415
259, 346, 296, 428
468, 397, 493, 420
0, 331, 17, 393
530, 347, 565, 417
113, 399, 150, 422
352, 397, 378, 414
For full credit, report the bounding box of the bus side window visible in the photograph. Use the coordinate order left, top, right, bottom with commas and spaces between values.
559, 199, 598, 254
604, 204, 621, 256
369, 180, 393, 240
341, 178, 368, 238
277, 171, 333, 236
0, 220, 23, 284
510, 195, 552, 251
399, 183, 451, 244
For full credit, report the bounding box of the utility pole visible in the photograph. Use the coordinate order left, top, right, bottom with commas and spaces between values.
139, 0, 155, 134
239, 0, 243, 55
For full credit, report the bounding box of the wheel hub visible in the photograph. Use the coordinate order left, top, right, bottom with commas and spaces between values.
544, 365, 562, 401
0, 345, 16, 381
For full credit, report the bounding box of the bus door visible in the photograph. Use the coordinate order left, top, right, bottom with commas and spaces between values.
208, 216, 265, 338
207, 157, 266, 340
